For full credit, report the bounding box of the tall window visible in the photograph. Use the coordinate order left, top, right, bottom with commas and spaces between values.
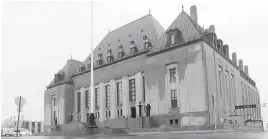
85, 90, 90, 108
105, 85, 111, 108
171, 90, 177, 108
52, 96, 56, 106
77, 92, 81, 112
95, 88, 100, 109
38, 122, 41, 133
116, 82, 123, 106
169, 68, 176, 83
218, 67, 223, 98
129, 79, 136, 102
53, 111, 56, 121
171, 34, 175, 44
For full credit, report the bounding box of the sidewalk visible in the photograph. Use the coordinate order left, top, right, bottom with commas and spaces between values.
128, 129, 234, 136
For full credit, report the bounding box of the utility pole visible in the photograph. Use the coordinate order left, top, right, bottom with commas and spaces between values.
16, 96, 21, 137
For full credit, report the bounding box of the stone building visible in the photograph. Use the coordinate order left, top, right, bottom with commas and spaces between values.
44, 5, 261, 131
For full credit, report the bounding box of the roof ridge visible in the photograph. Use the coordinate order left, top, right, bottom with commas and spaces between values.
106, 14, 152, 36
69, 59, 83, 64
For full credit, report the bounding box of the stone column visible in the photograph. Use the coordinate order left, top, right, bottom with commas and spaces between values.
35, 122, 38, 133
41, 121, 44, 133
99, 82, 105, 122
122, 76, 129, 117
90, 85, 95, 114
110, 79, 117, 119
29, 121, 32, 133
74, 91, 77, 121
80, 88, 86, 122
135, 72, 143, 117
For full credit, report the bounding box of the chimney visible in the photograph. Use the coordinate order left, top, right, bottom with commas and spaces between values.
232, 52, 237, 66
223, 45, 229, 58
190, 5, 198, 26
209, 25, 215, 33
238, 59, 243, 71
244, 65, 249, 75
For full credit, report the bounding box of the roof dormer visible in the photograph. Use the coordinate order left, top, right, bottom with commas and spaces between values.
143, 35, 152, 50
107, 48, 114, 63
166, 29, 183, 47
78, 64, 86, 72
118, 45, 125, 59
97, 48, 103, 66
130, 40, 138, 54
54, 72, 65, 83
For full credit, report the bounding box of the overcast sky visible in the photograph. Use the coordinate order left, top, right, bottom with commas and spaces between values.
1, 0, 268, 126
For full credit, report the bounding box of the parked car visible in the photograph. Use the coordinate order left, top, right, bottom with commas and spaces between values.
2, 128, 16, 136
19, 128, 32, 136
12, 129, 21, 136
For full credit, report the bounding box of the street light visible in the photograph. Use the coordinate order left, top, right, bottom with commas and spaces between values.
137, 102, 144, 128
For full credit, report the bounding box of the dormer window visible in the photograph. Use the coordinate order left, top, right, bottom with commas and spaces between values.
78, 65, 86, 72
118, 45, 125, 59
171, 35, 175, 44
131, 47, 138, 54
54, 72, 65, 83
166, 29, 183, 47
97, 59, 103, 66
144, 42, 152, 49
97, 50, 103, 66
130, 40, 138, 54
107, 49, 114, 63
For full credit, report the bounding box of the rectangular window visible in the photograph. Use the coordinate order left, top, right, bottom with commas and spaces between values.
52, 95, 56, 106
38, 122, 41, 133
120, 109, 123, 116
105, 85, 111, 108
86, 113, 89, 122
171, 34, 175, 44
116, 82, 123, 106
32, 122, 35, 133
169, 68, 176, 83
85, 90, 90, 108
77, 92, 81, 112
53, 111, 56, 121
171, 90, 177, 108
143, 76, 146, 102
218, 67, 223, 98
129, 79, 136, 102
95, 88, 100, 109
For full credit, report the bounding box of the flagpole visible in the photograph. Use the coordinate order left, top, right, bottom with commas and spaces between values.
90, 0, 94, 115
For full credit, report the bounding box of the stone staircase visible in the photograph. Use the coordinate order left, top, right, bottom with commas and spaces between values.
45, 122, 128, 136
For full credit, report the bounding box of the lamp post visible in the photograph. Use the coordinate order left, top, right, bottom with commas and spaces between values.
137, 102, 144, 128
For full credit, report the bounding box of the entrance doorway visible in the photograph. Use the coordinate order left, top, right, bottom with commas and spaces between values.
131, 107, 136, 118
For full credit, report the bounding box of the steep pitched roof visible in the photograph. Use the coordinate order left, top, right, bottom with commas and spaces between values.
82, 14, 165, 68
47, 59, 82, 88
150, 11, 203, 53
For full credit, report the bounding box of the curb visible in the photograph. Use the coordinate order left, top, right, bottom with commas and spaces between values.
128, 130, 234, 136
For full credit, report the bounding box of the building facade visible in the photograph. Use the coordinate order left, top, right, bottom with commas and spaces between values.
21, 121, 44, 134
44, 5, 261, 130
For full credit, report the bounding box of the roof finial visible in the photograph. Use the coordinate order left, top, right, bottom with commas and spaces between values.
149, 9, 151, 15
182, 4, 184, 12
108, 29, 110, 34
70, 54, 72, 60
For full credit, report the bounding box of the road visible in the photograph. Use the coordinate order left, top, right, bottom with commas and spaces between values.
2, 132, 268, 139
